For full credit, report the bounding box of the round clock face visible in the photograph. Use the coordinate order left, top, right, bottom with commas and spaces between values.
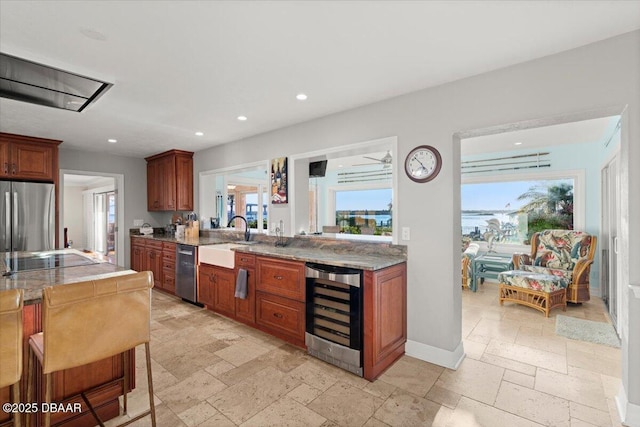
405, 145, 442, 183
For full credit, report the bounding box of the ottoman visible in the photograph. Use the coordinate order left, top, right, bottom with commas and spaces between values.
498, 270, 568, 317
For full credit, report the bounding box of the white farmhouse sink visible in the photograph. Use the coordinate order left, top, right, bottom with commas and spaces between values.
199, 243, 246, 269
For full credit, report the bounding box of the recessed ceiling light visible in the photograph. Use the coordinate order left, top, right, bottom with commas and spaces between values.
108, 139, 117, 143
195, 131, 204, 136
514, 142, 523, 145
237, 116, 247, 121
296, 93, 308, 101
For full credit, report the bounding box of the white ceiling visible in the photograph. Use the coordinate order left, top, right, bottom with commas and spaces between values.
461, 116, 619, 156
1, 1, 639, 158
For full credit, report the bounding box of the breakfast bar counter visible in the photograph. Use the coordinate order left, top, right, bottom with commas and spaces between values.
0, 249, 137, 426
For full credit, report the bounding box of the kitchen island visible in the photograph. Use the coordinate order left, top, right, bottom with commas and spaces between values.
0, 249, 137, 427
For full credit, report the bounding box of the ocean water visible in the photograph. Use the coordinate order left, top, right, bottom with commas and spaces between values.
462, 212, 519, 236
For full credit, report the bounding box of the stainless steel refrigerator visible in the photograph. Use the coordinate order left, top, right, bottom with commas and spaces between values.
1, 180, 55, 252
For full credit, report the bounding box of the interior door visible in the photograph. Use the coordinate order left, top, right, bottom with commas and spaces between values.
601, 155, 620, 330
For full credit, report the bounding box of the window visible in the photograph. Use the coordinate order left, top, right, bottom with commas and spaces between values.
227, 184, 268, 232
462, 178, 575, 248
335, 188, 392, 235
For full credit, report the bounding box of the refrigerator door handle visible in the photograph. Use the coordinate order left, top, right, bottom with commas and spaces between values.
13, 192, 18, 251
4, 192, 10, 251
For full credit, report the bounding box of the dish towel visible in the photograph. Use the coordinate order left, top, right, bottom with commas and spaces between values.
235, 268, 248, 299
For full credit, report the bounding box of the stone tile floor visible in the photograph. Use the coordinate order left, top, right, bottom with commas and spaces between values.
105, 282, 623, 426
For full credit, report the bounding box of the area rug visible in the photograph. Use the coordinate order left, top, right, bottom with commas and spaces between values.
555, 315, 620, 348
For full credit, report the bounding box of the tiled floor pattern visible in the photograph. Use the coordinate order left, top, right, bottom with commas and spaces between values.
105, 282, 623, 426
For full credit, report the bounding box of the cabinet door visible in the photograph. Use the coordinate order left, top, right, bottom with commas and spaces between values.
0, 140, 9, 178
145, 246, 163, 289
256, 292, 305, 342
163, 266, 176, 294
235, 267, 255, 324
198, 264, 215, 308
147, 160, 161, 211
363, 263, 407, 381
10, 141, 55, 181
213, 266, 236, 317
162, 155, 176, 210
256, 257, 305, 301
131, 244, 145, 271
175, 154, 193, 211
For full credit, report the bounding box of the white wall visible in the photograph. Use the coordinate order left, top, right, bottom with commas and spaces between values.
62, 186, 85, 248
196, 31, 639, 421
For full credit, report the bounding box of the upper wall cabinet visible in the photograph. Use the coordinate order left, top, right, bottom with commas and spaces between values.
0, 133, 61, 182
145, 149, 193, 211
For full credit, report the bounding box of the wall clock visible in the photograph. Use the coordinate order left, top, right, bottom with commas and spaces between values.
404, 145, 442, 183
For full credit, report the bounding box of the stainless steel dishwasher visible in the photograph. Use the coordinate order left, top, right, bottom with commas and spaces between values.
176, 244, 198, 304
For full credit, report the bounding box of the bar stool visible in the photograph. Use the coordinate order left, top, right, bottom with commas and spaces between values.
26, 272, 156, 427
0, 289, 24, 427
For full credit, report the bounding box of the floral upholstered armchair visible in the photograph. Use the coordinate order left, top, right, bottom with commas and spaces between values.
461, 243, 479, 289
512, 230, 597, 303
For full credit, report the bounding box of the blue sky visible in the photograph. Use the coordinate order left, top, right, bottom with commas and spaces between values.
461, 179, 572, 211
336, 189, 392, 211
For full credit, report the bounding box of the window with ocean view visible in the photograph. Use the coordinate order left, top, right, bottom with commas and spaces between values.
335, 188, 392, 236
462, 178, 574, 249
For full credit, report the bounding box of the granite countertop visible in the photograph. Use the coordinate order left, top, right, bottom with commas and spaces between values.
135, 231, 407, 270
1, 249, 134, 304
232, 244, 406, 271
131, 234, 237, 247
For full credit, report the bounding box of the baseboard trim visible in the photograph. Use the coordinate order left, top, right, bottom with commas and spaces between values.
405, 339, 465, 370
616, 385, 640, 426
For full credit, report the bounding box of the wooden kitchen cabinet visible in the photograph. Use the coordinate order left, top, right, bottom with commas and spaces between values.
131, 237, 145, 272
256, 292, 305, 342
198, 263, 235, 316
212, 266, 236, 317
363, 262, 407, 381
162, 241, 177, 294
144, 240, 163, 289
235, 253, 256, 324
198, 263, 215, 308
255, 256, 306, 346
130, 237, 169, 293
0, 133, 61, 181
256, 257, 305, 301
145, 149, 193, 211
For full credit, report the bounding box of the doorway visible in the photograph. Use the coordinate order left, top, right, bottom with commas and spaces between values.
60, 171, 125, 266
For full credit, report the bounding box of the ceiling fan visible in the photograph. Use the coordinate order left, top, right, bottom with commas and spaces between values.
354, 151, 392, 168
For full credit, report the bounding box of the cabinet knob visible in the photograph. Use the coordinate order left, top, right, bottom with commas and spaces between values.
12, 163, 16, 174
274, 275, 283, 280
273, 312, 283, 319
3, 162, 7, 174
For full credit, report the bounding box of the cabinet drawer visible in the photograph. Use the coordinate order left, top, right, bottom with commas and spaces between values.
162, 260, 175, 271
256, 292, 305, 341
146, 240, 163, 250
162, 269, 176, 293
235, 253, 255, 268
131, 236, 146, 247
256, 258, 305, 301
162, 242, 176, 259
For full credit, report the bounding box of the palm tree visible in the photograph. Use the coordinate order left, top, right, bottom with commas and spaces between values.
517, 182, 573, 214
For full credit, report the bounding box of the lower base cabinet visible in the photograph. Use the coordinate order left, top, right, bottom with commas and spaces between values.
255, 291, 305, 345
196, 251, 407, 381
363, 262, 407, 380
235, 254, 256, 324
